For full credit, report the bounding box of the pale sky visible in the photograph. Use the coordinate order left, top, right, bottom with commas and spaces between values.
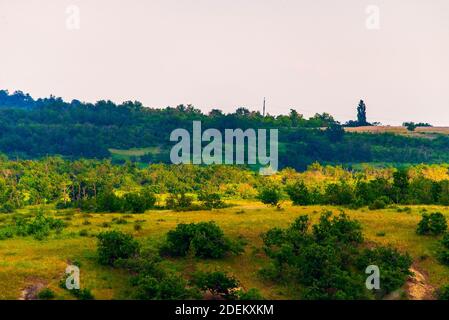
1, 0, 448, 125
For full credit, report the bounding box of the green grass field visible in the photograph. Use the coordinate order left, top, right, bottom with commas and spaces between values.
1, 201, 449, 300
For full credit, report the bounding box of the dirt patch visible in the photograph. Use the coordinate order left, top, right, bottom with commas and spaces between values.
406, 266, 435, 300
19, 278, 47, 300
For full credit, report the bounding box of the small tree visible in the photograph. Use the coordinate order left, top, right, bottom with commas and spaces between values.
97, 231, 140, 265
198, 191, 225, 209
258, 186, 282, 209
417, 212, 447, 235
286, 181, 311, 205
403, 122, 417, 132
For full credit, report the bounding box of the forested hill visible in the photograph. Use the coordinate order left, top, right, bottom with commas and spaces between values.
1, 89, 449, 170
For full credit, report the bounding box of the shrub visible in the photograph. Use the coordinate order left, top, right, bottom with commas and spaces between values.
324, 182, 355, 206
436, 285, 449, 300
96, 190, 124, 212
368, 197, 389, 210
356, 246, 412, 297
417, 212, 447, 235
123, 190, 156, 213
134, 222, 143, 231
191, 271, 239, 299
236, 288, 264, 300
97, 231, 140, 266
115, 250, 194, 300
12, 211, 66, 240
160, 222, 239, 259
258, 186, 282, 208
79, 229, 89, 237
71, 288, 94, 300
261, 212, 411, 300
0, 227, 14, 240
286, 181, 311, 205
198, 191, 225, 209
37, 288, 55, 300
114, 217, 128, 225
133, 273, 192, 300
165, 193, 195, 211
437, 233, 449, 265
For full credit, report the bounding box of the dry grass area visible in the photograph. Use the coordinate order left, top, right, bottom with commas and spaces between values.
1, 201, 449, 300
345, 126, 449, 138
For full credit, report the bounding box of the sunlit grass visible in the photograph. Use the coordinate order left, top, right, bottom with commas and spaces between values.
1, 201, 449, 299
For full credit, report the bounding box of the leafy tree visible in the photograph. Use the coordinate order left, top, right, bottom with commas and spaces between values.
286, 180, 311, 205
97, 231, 140, 265
258, 185, 282, 208
160, 222, 240, 259
416, 212, 447, 235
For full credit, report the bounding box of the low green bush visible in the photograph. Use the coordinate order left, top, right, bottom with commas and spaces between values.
97, 230, 140, 266
258, 186, 282, 208
436, 285, 449, 300
191, 271, 239, 300
261, 211, 412, 300
37, 288, 55, 300
160, 222, 243, 259
417, 212, 447, 235
286, 181, 311, 206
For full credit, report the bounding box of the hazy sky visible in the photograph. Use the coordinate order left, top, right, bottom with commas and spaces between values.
1, 0, 448, 125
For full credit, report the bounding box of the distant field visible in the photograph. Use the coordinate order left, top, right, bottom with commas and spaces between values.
346, 126, 449, 138
1, 201, 449, 300
108, 147, 159, 157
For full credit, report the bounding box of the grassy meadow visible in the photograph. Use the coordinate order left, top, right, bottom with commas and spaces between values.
1, 200, 449, 300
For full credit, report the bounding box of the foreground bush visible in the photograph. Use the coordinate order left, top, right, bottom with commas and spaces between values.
191, 271, 239, 300
160, 222, 243, 259
417, 212, 447, 235
437, 233, 449, 265
261, 211, 412, 300
356, 246, 412, 296
114, 249, 195, 300
97, 230, 140, 265
436, 285, 449, 300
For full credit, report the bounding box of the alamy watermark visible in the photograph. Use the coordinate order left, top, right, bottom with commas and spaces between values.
66, 5, 81, 30
365, 5, 380, 30
65, 265, 80, 290
170, 121, 278, 175
365, 265, 380, 290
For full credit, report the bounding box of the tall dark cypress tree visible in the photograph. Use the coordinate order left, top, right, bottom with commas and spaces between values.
357, 100, 367, 126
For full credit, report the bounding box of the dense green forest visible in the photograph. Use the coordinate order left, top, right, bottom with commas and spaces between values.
1, 155, 449, 213
2, 90, 449, 170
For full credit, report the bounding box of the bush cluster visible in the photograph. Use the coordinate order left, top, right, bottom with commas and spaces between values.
286, 170, 449, 208
97, 230, 140, 265
416, 212, 447, 235
261, 211, 412, 300
60, 189, 156, 213
1, 211, 66, 240
160, 222, 244, 259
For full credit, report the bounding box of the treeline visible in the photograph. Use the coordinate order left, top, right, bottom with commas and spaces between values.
284, 170, 449, 208
1, 157, 449, 213
2, 90, 449, 170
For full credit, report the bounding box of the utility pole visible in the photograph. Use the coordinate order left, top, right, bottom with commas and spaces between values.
263, 97, 266, 117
